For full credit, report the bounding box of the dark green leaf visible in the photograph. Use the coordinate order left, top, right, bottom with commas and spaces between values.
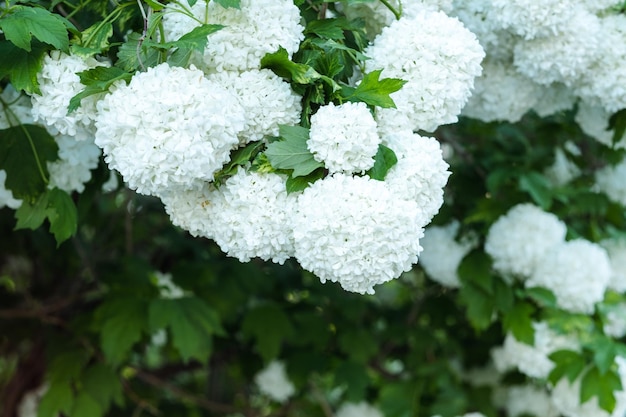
459, 284, 494, 331
71, 21, 113, 56
305, 18, 346, 40
587, 335, 618, 375
97, 298, 148, 365
502, 302, 535, 345
285, 168, 325, 193
367, 144, 397, 180
334, 361, 369, 401
580, 367, 622, 413
69, 66, 133, 113
145, 24, 224, 52
15, 191, 49, 230
0, 41, 47, 94
81, 364, 124, 410
38, 383, 74, 417
261, 48, 324, 84
519, 172, 552, 209
608, 108, 626, 146
0, 6, 71, 52
338, 328, 378, 363
116, 32, 160, 72
379, 382, 419, 417
341, 69, 406, 108
493, 277, 515, 313
548, 350, 587, 384
458, 250, 494, 294
0, 124, 58, 199
216, 141, 265, 182
46, 188, 78, 244
70, 392, 104, 417
241, 304, 294, 362
265, 125, 324, 177
144, 0, 166, 11
523, 287, 558, 308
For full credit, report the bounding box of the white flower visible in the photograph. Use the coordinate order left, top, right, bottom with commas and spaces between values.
31, 51, 107, 141
603, 303, 626, 338
292, 174, 424, 295
596, 159, 626, 206
163, 0, 304, 73
533, 83, 576, 117
161, 182, 215, 239
462, 58, 542, 123
201, 170, 297, 264
527, 240, 612, 314
544, 147, 580, 187
17, 385, 48, 417
47, 134, 101, 193
382, 130, 450, 223
208, 69, 302, 144
336, 402, 384, 417
600, 238, 626, 293
308, 102, 380, 174
95, 63, 245, 196
485, 204, 567, 279
576, 101, 626, 149
0, 84, 34, 128
420, 221, 477, 288
365, 9, 484, 132
0, 169, 22, 209
488, 0, 580, 39
254, 361, 295, 403
505, 385, 559, 417
492, 322, 579, 379
152, 271, 185, 299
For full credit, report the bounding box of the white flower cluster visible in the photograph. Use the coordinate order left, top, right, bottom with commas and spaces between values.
596, 159, 626, 207
600, 238, 626, 293
254, 360, 295, 403
0, 170, 21, 209
163, 0, 304, 73
576, 102, 626, 149
47, 134, 101, 193
505, 385, 559, 417
17, 385, 48, 417
420, 221, 477, 288
365, 7, 485, 133
336, 402, 384, 417
151, 271, 185, 299
492, 321, 579, 379
603, 303, 626, 338
544, 145, 581, 187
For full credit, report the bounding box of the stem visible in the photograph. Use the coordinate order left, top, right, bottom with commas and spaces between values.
136, 0, 149, 70
379, 0, 401, 20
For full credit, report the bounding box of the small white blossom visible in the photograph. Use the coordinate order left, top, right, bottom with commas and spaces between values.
336, 402, 384, 417
544, 147, 580, 187
600, 238, 626, 293
596, 159, 626, 207
254, 361, 295, 403
505, 385, 559, 417
603, 303, 626, 338
47, 134, 101, 193
0, 169, 22, 209
152, 271, 185, 299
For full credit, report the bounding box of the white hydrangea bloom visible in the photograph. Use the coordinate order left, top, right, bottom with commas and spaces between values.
161, 182, 215, 239
0, 169, 21, 209
576, 101, 626, 149
488, 0, 580, 39
603, 303, 626, 338
208, 69, 302, 144
492, 321, 579, 379
505, 385, 559, 417
599, 238, 626, 293
544, 147, 580, 187
152, 271, 185, 299
462, 59, 542, 123
596, 159, 626, 206
420, 221, 477, 287
47, 135, 101, 193
163, 0, 304, 73
527, 240, 611, 314
31, 51, 107, 141
485, 204, 567, 279
307, 102, 380, 174
463, 362, 501, 388
365, 9, 484, 132
383, 130, 450, 223
254, 360, 295, 403
0, 84, 34, 128
17, 385, 48, 417
574, 15, 626, 113
200, 170, 297, 264
533, 83, 576, 117
293, 174, 424, 294
336, 402, 384, 417
513, 11, 602, 86
95, 63, 245, 196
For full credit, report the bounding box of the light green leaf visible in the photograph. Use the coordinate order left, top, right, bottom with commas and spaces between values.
116, 32, 160, 72
46, 188, 78, 245
145, 24, 224, 52
0, 124, 58, 199
341, 69, 406, 108
214, 0, 241, 9
548, 350, 587, 384
502, 302, 535, 345
305, 18, 346, 40
97, 298, 148, 365
261, 47, 324, 84
587, 335, 618, 375
0, 6, 71, 52
519, 172, 552, 209
285, 168, 324, 193
15, 191, 49, 230
38, 383, 74, 417
265, 125, 324, 177
0, 41, 47, 94
367, 144, 397, 181
241, 304, 295, 362
580, 367, 622, 413
71, 21, 113, 56
523, 286, 558, 308
69, 66, 133, 113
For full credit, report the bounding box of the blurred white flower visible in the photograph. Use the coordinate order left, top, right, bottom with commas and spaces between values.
254, 360, 295, 403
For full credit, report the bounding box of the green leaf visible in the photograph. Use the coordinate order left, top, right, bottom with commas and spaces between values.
15, 191, 49, 230
265, 125, 324, 177
502, 302, 535, 345
0, 124, 58, 199
548, 350, 587, 384
261, 47, 324, 84
97, 298, 148, 365
116, 32, 160, 72
608, 108, 626, 146
523, 286, 558, 308
586, 335, 618, 375
341, 69, 406, 108
214, 0, 240, 8
0, 6, 71, 52
71, 21, 113, 56
458, 284, 494, 331
367, 144, 397, 181
338, 328, 378, 363
81, 364, 124, 410
46, 188, 78, 244
305, 18, 346, 40
144, 0, 166, 11
71, 392, 104, 417
241, 304, 295, 362
519, 172, 552, 209
493, 277, 515, 313
285, 167, 325, 193
38, 383, 74, 417
379, 382, 419, 417
216, 141, 265, 183
148, 297, 223, 363
69, 66, 133, 113
0, 41, 47, 94
334, 361, 369, 401
458, 250, 494, 295
580, 366, 622, 413
145, 24, 224, 52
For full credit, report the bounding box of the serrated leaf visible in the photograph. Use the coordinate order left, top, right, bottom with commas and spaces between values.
261, 47, 324, 84
523, 286, 558, 308
285, 167, 324, 193
69, 66, 133, 113
38, 383, 74, 417
0, 41, 47, 94
0, 124, 58, 199
502, 302, 535, 345
241, 304, 295, 362
216, 141, 265, 182
341, 69, 406, 108
148, 297, 223, 363
519, 172, 552, 209
81, 364, 124, 411
116, 32, 160, 72
305, 18, 346, 40
367, 144, 397, 180
265, 125, 324, 177
214, 0, 240, 8
46, 188, 78, 244
587, 335, 618, 375
97, 298, 148, 365
548, 350, 587, 384
71, 21, 113, 56
580, 367, 622, 413
608, 108, 626, 146
0, 6, 71, 52
145, 24, 224, 51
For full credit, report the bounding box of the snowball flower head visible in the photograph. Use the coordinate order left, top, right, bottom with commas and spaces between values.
600, 238, 626, 293
383, 130, 450, 223
527, 239, 611, 314
200, 170, 297, 264
31, 51, 107, 141
533, 83, 576, 118
505, 385, 559, 417
254, 361, 295, 403
419, 221, 477, 287
47, 134, 101, 193
489, 0, 579, 39
576, 101, 626, 149
208, 69, 302, 144
95, 63, 245, 196
485, 204, 567, 279
163, 0, 304, 73
492, 321, 579, 379
293, 174, 424, 294
603, 303, 626, 338
0, 84, 34, 128
308, 102, 380, 174
336, 402, 384, 417
0, 170, 21, 209
365, 9, 484, 132
596, 159, 626, 206
161, 183, 215, 239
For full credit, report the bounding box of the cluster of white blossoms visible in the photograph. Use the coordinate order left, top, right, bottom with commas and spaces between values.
504, 385, 559, 417
600, 239, 626, 293
595, 159, 626, 207
151, 271, 185, 299
254, 360, 295, 403
335, 402, 384, 417
603, 303, 626, 338
0, 170, 21, 209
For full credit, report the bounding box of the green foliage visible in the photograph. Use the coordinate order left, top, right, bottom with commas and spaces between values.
367, 144, 398, 180
580, 366, 622, 412
265, 124, 325, 177
69, 66, 134, 112
0, 41, 47, 94
242, 303, 295, 362
0, 6, 73, 52
341, 69, 406, 108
